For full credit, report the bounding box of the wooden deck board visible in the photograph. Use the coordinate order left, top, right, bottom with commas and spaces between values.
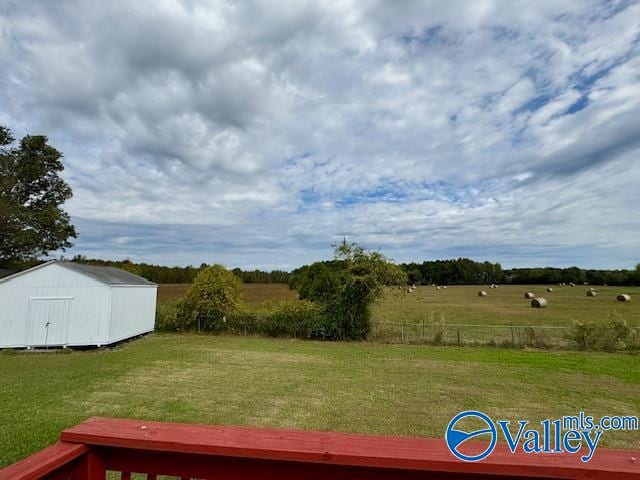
58, 417, 640, 479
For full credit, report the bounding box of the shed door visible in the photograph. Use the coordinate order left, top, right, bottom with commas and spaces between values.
26, 297, 73, 347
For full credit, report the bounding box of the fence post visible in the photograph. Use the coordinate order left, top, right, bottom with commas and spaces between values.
510, 323, 515, 346
401, 323, 404, 343
457, 328, 461, 346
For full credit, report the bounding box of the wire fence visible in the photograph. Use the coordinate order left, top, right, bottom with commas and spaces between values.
370, 321, 640, 349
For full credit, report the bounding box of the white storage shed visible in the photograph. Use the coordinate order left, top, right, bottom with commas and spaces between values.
0, 261, 157, 348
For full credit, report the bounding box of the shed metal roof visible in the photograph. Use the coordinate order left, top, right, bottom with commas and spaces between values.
0, 260, 157, 286
58, 261, 156, 286
0, 269, 18, 279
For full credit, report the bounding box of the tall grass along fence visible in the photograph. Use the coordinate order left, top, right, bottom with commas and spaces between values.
370, 320, 640, 351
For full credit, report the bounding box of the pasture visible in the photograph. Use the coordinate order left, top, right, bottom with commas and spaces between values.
1, 333, 640, 467
372, 284, 640, 346
374, 284, 640, 326
160, 283, 640, 326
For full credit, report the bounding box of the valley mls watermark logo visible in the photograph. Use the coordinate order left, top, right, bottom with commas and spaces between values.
446, 410, 639, 463
445, 411, 497, 462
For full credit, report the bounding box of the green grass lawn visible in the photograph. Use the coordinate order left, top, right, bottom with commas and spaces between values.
1, 333, 639, 467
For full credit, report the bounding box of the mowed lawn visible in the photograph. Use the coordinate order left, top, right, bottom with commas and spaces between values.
2, 333, 640, 467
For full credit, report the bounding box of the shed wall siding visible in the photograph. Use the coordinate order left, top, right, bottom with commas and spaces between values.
108, 286, 156, 343
0, 264, 111, 347
0, 288, 111, 347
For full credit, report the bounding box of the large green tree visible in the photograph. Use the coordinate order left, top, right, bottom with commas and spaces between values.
0, 125, 77, 264
292, 240, 407, 340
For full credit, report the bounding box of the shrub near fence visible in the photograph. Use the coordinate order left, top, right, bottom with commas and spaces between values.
369, 322, 571, 348
158, 304, 640, 351
157, 299, 640, 351
570, 317, 637, 351
369, 320, 640, 351
157, 300, 326, 339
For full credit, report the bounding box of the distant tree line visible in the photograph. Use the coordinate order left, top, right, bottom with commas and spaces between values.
230, 268, 291, 284
69, 256, 291, 284
502, 266, 640, 286
5, 255, 638, 287
399, 258, 640, 286
401, 259, 504, 285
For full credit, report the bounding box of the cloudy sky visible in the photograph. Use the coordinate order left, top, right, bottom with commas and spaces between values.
1, 0, 639, 270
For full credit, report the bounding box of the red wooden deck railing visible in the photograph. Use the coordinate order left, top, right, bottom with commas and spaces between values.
1, 417, 639, 479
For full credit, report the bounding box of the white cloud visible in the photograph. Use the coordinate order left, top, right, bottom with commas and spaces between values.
0, 0, 639, 268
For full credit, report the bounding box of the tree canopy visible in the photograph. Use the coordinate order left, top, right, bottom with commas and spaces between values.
290, 240, 407, 340
0, 126, 76, 265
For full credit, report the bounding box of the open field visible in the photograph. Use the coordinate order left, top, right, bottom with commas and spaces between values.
1, 333, 640, 467
374, 284, 640, 326
372, 284, 640, 346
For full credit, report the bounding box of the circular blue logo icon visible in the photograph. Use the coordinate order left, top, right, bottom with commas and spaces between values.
446, 410, 497, 462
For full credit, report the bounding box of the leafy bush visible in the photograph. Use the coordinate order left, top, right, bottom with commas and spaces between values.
176, 265, 243, 332
292, 241, 407, 340
155, 301, 179, 331
570, 316, 635, 351
291, 261, 348, 303
323, 278, 373, 340
260, 300, 324, 338
225, 308, 260, 335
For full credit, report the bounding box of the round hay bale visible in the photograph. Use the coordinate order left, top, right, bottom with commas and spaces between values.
547, 288, 554, 292
531, 297, 547, 308
586, 290, 597, 297
589, 287, 597, 291
524, 292, 535, 299
478, 290, 487, 297
436, 286, 441, 290
443, 286, 447, 289
569, 282, 575, 287
617, 294, 631, 302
